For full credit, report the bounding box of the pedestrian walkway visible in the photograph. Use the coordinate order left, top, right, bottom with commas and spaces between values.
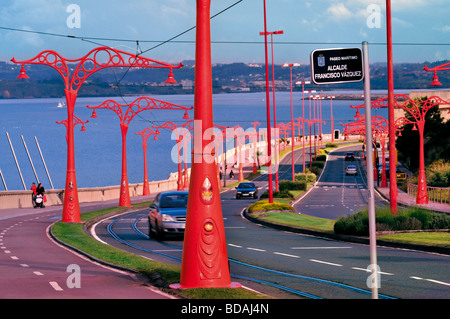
376, 185, 450, 214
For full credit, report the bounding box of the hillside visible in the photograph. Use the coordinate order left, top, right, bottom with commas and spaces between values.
0, 60, 448, 99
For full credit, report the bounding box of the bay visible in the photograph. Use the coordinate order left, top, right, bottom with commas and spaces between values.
0, 91, 390, 191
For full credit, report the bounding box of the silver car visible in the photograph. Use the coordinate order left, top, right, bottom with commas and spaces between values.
346, 165, 358, 176
148, 191, 188, 240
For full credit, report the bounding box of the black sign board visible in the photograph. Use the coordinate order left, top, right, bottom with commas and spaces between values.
310, 48, 364, 85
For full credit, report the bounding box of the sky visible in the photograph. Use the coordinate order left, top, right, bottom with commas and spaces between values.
0, 0, 449, 66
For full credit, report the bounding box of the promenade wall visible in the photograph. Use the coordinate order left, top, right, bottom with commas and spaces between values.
0, 179, 177, 210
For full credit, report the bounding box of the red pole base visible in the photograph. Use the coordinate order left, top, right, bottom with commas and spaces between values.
119, 177, 132, 207
175, 161, 239, 289
62, 170, 81, 223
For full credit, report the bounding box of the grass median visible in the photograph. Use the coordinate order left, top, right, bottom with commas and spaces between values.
50, 205, 270, 299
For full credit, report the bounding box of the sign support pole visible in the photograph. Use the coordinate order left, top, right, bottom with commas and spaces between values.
362, 41, 379, 299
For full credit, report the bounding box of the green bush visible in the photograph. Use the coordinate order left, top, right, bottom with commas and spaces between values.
295, 172, 316, 183
279, 180, 307, 192
260, 190, 294, 199
334, 207, 450, 236
248, 200, 295, 213
326, 142, 338, 148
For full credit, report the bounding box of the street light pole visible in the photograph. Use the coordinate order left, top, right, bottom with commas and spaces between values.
262, 0, 274, 203
283, 63, 300, 181
260, 30, 283, 191
171, 0, 239, 289
135, 128, 159, 196
386, 0, 398, 214
88, 97, 191, 207
296, 81, 310, 173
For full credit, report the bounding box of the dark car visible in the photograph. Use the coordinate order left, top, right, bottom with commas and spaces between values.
345, 152, 355, 161
148, 191, 188, 240
235, 182, 258, 199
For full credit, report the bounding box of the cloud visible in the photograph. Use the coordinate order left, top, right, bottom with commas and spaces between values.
327, 3, 353, 20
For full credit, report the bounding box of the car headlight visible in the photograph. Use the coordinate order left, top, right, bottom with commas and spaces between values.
162, 214, 176, 222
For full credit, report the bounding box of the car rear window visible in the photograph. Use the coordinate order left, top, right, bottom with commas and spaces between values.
160, 194, 188, 208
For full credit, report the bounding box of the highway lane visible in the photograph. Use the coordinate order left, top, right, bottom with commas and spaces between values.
93, 143, 449, 299
293, 144, 387, 219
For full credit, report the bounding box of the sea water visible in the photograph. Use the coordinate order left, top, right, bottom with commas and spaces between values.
0, 91, 390, 191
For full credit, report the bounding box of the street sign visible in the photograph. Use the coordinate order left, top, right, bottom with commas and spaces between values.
310, 48, 364, 85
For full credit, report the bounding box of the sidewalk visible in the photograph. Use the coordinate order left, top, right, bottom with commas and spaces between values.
376, 185, 450, 214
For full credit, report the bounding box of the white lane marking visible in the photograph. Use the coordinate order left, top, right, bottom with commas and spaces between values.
10, 256, 19, 260
247, 247, 266, 252
49, 281, 64, 291
228, 244, 242, 248
291, 246, 352, 250
274, 252, 300, 259
410, 276, 450, 287
20, 264, 30, 268
351, 267, 394, 276
310, 259, 343, 267
33, 271, 44, 276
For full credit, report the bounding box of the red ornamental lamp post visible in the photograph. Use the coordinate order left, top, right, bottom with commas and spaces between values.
152, 120, 194, 191
260, 30, 283, 189
424, 62, 450, 86
282, 63, 300, 181
295, 81, 311, 173
261, 0, 274, 204
170, 0, 239, 289
394, 95, 450, 204
352, 94, 449, 204
87, 97, 192, 207
135, 128, 160, 196
251, 121, 261, 175
11, 47, 182, 223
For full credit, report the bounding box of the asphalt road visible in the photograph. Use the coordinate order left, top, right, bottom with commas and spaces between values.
92, 144, 450, 299
0, 201, 174, 299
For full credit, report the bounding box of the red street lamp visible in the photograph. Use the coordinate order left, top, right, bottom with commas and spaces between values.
296, 81, 310, 173
87, 97, 192, 207
152, 120, 194, 191
135, 128, 160, 196
424, 62, 450, 86
260, 0, 274, 203
251, 121, 261, 175
170, 0, 239, 289
394, 95, 450, 204
327, 95, 335, 142
11, 47, 182, 223
260, 30, 283, 189
352, 94, 450, 204
282, 63, 300, 181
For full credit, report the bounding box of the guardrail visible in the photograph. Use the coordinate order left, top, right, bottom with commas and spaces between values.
407, 183, 450, 205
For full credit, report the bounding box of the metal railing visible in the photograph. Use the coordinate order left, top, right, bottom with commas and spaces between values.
407, 183, 450, 204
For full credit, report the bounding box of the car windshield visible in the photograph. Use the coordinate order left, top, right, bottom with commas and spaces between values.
238, 183, 255, 189
160, 194, 188, 208
347, 166, 356, 169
